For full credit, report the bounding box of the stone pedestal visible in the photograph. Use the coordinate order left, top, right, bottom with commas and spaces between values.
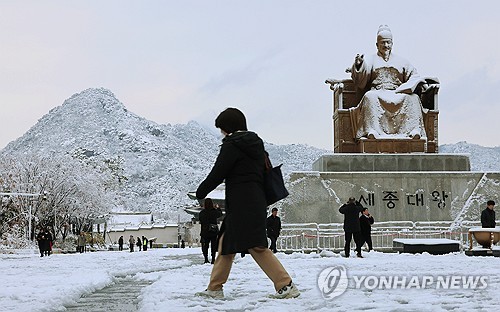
312, 154, 470, 172
280, 153, 500, 225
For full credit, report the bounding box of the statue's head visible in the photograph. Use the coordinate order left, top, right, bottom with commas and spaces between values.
376, 25, 393, 56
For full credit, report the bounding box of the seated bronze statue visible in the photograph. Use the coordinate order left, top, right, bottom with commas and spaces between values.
326, 25, 439, 153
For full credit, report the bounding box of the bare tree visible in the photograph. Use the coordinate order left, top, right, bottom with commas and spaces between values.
0, 152, 119, 246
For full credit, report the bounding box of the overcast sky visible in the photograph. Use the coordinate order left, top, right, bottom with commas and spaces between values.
1, 1, 499, 150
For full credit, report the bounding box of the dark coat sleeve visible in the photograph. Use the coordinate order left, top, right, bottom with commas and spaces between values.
196, 143, 239, 199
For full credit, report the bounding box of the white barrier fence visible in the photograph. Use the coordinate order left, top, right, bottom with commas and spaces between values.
277, 221, 493, 252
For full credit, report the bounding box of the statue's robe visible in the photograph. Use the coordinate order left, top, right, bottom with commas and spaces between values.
350, 52, 427, 139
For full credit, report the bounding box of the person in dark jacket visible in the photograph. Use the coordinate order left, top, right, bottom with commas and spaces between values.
359, 207, 375, 252
44, 228, 53, 256
195, 108, 299, 299
36, 228, 50, 257
339, 197, 364, 258
266, 208, 281, 253
199, 198, 223, 264
118, 236, 124, 251
136, 236, 142, 251
481, 200, 496, 228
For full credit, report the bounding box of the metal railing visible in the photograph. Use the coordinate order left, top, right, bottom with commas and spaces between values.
276, 220, 492, 252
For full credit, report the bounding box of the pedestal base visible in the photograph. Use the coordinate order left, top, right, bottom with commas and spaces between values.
312, 153, 471, 172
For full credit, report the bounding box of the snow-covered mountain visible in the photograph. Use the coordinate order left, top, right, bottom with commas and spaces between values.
440, 142, 500, 171
1, 88, 326, 221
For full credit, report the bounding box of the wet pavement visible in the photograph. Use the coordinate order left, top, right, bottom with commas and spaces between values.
65, 277, 152, 312
64, 254, 201, 312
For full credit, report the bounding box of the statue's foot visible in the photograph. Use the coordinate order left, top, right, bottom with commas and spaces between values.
367, 133, 376, 139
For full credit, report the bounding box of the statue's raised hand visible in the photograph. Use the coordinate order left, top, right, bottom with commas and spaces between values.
354, 54, 364, 69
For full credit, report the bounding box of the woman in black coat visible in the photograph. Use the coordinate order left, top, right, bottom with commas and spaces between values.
195, 108, 299, 299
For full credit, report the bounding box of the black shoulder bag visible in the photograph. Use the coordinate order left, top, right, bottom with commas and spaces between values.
264, 153, 289, 206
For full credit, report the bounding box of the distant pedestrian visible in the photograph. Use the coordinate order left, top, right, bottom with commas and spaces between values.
118, 236, 124, 251
142, 236, 148, 251
266, 208, 281, 253
481, 200, 496, 228
136, 237, 142, 251
359, 208, 375, 252
44, 228, 53, 256
77, 232, 86, 253
129, 235, 135, 252
339, 197, 364, 258
36, 230, 45, 257
199, 198, 223, 264
36, 228, 50, 257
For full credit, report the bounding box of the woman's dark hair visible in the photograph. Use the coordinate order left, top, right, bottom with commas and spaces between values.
204, 198, 214, 210
487, 200, 495, 206
215, 108, 247, 134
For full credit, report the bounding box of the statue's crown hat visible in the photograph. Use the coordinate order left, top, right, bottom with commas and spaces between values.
377, 24, 392, 40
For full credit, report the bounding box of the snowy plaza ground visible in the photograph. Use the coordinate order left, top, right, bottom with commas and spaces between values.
0, 247, 498, 312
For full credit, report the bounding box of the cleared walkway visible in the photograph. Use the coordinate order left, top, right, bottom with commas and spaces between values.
64, 254, 201, 311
